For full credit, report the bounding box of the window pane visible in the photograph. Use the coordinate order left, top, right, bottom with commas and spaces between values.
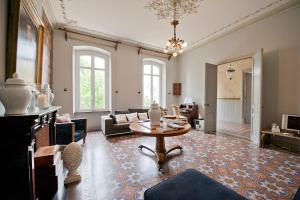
153, 76, 160, 104
95, 57, 105, 69
95, 70, 105, 109
153, 65, 160, 75
80, 55, 91, 67
80, 68, 91, 109
144, 65, 151, 74
143, 75, 151, 108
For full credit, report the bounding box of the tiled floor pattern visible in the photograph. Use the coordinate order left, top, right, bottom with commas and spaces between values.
66, 130, 300, 200
217, 120, 251, 139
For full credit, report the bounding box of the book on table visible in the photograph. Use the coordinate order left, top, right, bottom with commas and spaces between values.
138, 121, 184, 131
138, 121, 156, 130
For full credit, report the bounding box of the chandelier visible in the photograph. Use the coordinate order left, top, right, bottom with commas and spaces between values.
146, 0, 201, 57
226, 64, 236, 80
164, 20, 187, 57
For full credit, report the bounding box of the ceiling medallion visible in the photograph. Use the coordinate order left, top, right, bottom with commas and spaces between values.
146, 0, 201, 57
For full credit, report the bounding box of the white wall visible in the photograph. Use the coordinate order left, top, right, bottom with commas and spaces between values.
217, 99, 242, 123
0, 0, 7, 114
53, 30, 179, 131
178, 5, 300, 128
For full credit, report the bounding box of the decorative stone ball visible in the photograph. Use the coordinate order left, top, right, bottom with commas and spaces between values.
62, 142, 83, 172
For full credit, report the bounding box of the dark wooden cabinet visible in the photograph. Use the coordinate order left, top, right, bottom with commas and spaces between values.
0, 106, 61, 200
173, 83, 181, 95
179, 104, 199, 128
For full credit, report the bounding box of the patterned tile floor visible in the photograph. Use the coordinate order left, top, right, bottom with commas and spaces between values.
66, 130, 300, 200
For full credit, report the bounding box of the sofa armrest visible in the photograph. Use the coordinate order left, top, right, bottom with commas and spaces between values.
101, 115, 114, 135
72, 118, 87, 134
55, 122, 75, 145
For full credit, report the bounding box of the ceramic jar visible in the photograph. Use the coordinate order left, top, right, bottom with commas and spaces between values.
62, 142, 83, 184
148, 101, 161, 126
0, 73, 32, 115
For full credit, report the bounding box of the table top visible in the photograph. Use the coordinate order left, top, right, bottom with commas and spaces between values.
261, 129, 300, 140
163, 115, 187, 120
130, 121, 191, 137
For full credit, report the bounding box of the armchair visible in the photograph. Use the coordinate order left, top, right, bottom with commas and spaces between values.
56, 118, 87, 145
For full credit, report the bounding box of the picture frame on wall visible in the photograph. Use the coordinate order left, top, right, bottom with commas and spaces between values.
41, 8, 53, 86
6, 0, 44, 85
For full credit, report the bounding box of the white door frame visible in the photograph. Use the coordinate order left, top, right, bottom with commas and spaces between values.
250, 48, 263, 146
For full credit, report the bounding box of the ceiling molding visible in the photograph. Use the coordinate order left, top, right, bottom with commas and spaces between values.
42, 0, 57, 28
58, 27, 172, 59
50, 0, 300, 54
57, 0, 77, 25
57, 24, 165, 52
184, 0, 300, 53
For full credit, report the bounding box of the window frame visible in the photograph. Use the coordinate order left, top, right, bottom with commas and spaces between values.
74, 50, 110, 112
142, 60, 163, 108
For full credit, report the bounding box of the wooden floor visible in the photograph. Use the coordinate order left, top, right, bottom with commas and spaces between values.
65, 130, 300, 200
217, 120, 251, 140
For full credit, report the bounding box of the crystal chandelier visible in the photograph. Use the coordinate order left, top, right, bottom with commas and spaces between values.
146, 0, 201, 57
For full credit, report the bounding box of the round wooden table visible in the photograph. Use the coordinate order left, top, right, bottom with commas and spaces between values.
129, 122, 191, 170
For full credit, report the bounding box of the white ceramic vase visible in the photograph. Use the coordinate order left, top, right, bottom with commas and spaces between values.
62, 142, 83, 184
148, 101, 161, 126
0, 73, 32, 115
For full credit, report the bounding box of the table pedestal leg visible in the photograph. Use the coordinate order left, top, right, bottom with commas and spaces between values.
139, 145, 156, 154
138, 136, 183, 171
166, 146, 183, 155
156, 137, 166, 168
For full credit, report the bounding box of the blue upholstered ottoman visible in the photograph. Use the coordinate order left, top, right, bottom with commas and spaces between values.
294, 188, 300, 200
144, 169, 247, 200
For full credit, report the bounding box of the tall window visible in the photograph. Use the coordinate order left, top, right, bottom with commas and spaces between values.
143, 60, 162, 108
74, 48, 110, 111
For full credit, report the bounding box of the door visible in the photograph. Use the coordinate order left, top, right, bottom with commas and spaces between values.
204, 63, 217, 133
244, 72, 252, 124
251, 49, 263, 145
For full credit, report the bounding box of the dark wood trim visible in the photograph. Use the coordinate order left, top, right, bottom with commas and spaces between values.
60, 27, 172, 59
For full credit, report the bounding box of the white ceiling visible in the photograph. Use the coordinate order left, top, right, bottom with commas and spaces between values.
48, 0, 296, 50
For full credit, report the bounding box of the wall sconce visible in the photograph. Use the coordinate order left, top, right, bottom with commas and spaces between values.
226, 64, 236, 80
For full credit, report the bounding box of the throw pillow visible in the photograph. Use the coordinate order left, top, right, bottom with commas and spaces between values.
126, 112, 139, 123
56, 113, 71, 123
115, 114, 128, 124
138, 112, 148, 121
109, 114, 117, 124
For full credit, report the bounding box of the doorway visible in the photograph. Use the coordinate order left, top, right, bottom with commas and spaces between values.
204, 49, 263, 145
216, 58, 252, 140
243, 71, 252, 124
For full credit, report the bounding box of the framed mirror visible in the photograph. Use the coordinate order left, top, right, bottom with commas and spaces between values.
6, 0, 44, 85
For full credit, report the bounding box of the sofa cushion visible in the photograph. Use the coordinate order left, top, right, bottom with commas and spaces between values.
138, 112, 148, 120
56, 113, 71, 123
109, 114, 117, 124
112, 123, 130, 130
116, 114, 128, 124
126, 112, 139, 123
74, 130, 85, 141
